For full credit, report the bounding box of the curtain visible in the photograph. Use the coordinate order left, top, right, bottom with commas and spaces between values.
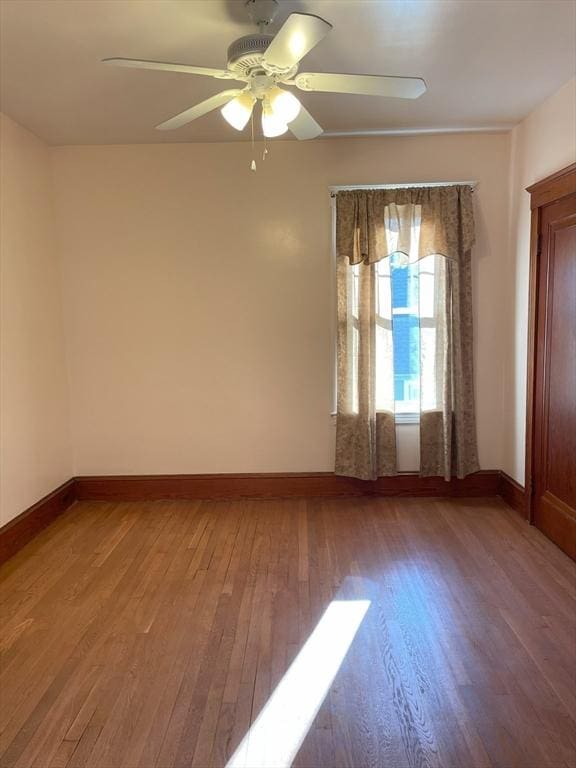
335, 245, 396, 481
335, 186, 479, 481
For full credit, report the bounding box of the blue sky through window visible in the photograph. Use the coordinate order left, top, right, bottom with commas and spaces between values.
390, 253, 420, 409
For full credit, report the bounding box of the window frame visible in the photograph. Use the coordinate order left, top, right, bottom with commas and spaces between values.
330, 191, 438, 426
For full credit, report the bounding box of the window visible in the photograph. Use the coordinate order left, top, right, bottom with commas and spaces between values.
333, 200, 437, 422
332, 183, 478, 479
390, 256, 421, 413
390, 253, 437, 416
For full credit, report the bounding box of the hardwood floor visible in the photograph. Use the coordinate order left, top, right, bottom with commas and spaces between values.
0, 497, 575, 768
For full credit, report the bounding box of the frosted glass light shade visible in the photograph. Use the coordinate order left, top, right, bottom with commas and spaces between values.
262, 102, 288, 137
268, 87, 301, 124
221, 92, 256, 131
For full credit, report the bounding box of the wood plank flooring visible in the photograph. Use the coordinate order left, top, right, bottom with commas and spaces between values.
0, 496, 575, 768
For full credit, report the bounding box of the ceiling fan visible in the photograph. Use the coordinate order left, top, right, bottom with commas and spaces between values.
103, 0, 426, 141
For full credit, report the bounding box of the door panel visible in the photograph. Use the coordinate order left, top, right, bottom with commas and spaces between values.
533, 193, 576, 559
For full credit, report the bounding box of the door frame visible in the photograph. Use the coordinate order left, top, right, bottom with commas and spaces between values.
524, 162, 576, 523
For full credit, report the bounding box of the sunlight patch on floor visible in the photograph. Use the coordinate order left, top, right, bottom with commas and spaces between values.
226, 598, 370, 768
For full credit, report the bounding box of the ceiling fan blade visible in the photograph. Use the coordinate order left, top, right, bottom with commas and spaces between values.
102, 58, 237, 80
289, 104, 323, 140
294, 72, 427, 99
156, 89, 242, 131
263, 13, 332, 71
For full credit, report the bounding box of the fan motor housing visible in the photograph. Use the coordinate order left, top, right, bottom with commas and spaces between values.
227, 34, 273, 75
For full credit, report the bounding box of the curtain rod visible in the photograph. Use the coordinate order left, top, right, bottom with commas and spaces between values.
329, 181, 477, 198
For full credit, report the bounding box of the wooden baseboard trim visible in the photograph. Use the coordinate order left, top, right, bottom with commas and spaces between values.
0, 470, 511, 562
0, 480, 77, 565
74, 470, 501, 502
498, 471, 526, 517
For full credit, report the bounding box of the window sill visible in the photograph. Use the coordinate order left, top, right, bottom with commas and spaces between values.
394, 413, 420, 425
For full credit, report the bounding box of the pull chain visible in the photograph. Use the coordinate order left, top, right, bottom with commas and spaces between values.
250, 110, 256, 171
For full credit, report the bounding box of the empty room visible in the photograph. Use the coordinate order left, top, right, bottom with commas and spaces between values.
0, 1, 575, 766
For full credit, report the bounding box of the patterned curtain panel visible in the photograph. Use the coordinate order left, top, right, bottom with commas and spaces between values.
335, 185, 479, 481
335, 246, 396, 480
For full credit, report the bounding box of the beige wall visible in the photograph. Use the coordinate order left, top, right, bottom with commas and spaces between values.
502, 78, 576, 484
4, 92, 569, 494
0, 114, 72, 525
52, 132, 510, 476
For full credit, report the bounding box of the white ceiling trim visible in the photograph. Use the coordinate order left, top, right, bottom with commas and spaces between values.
320, 125, 514, 138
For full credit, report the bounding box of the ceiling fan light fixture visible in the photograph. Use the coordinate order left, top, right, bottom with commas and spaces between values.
104, 6, 427, 146
261, 100, 288, 137
221, 91, 256, 130
268, 86, 301, 124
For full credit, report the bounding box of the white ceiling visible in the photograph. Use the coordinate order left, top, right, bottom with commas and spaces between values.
1, 0, 575, 145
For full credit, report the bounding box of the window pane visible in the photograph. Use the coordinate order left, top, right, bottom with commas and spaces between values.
391, 255, 420, 412
388, 251, 436, 414
392, 309, 420, 410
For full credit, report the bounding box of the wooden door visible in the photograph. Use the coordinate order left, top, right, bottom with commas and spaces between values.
528, 167, 576, 559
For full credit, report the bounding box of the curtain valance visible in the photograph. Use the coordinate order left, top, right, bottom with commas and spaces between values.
336, 185, 475, 265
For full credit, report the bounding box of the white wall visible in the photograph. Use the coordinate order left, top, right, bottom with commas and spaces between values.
502, 78, 576, 484
52, 132, 510, 476
0, 114, 72, 525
